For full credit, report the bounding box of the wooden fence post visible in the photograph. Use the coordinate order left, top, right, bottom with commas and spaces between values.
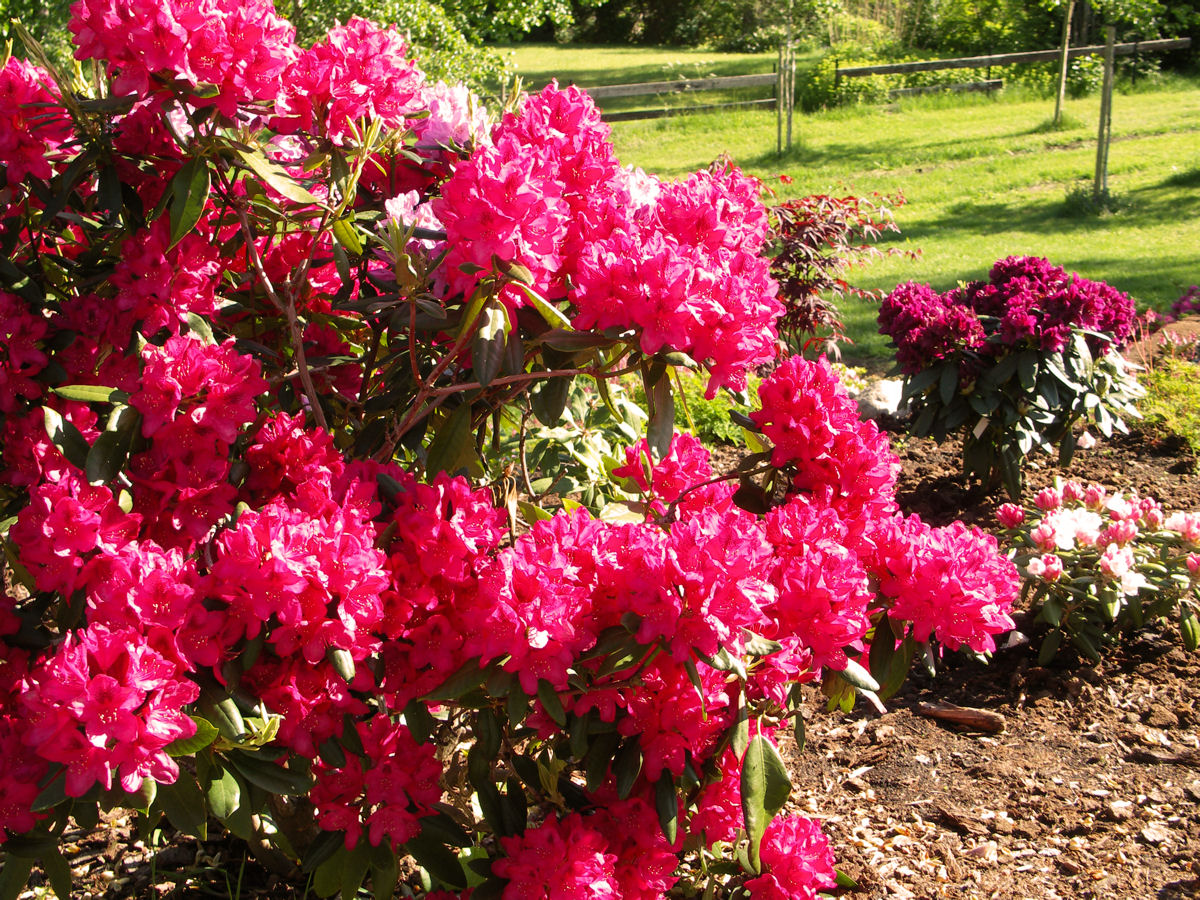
777, 45, 784, 154
1054, 0, 1076, 127
1093, 24, 1115, 203
786, 43, 796, 151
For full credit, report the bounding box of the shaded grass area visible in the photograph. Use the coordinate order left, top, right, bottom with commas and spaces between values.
573, 71, 1200, 356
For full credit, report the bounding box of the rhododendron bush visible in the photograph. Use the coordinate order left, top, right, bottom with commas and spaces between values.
879, 256, 1143, 498
999, 484, 1200, 664
0, 8, 1020, 897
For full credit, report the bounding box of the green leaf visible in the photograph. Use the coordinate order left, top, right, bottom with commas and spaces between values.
518, 284, 572, 330
50, 384, 130, 404
199, 693, 245, 741
646, 371, 674, 460
838, 658, 881, 693
1181, 610, 1200, 652
475, 707, 502, 758
31, 772, 68, 812
331, 217, 363, 256
41, 847, 73, 899
404, 700, 437, 745
835, 868, 860, 889
205, 763, 242, 820
41, 406, 89, 469
341, 839, 371, 900
167, 716, 219, 757
740, 734, 792, 874
1038, 629, 1063, 665
584, 732, 620, 794
227, 752, 313, 796
0, 854, 34, 900
405, 834, 467, 889
422, 656, 489, 702
1017, 350, 1038, 391
303, 829, 347, 874
654, 774, 678, 845
154, 775, 208, 840
938, 363, 959, 406
425, 403, 477, 476
168, 156, 211, 247
743, 632, 783, 658
536, 680, 566, 728
237, 149, 321, 206
314, 847, 348, 897
531, 375, 572, 427
614, 739, 642, 800
471, 303, 510, 389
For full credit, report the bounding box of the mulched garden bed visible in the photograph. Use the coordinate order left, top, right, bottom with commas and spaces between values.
781, 420, 1200, 900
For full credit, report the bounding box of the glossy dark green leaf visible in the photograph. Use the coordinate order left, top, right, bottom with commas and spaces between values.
0, 854, 34, 900
154, 775, 208, 840
1181, 611, 1200, 652
650, 773, 679, 845
584, 731, 620, 794
646, 371, 674, 460
475, 707, 502, 758
531, 375, 572, 427
404, 700, 437, 745
227, 752, 313, 796
471, 303, 509, 389
341, 839, 371, 900
614, 739, 642, 800
422, 656, 489, 702
331, 217, 363, 256
41, 406, 89, 470
938, 363, 958, 406
205, 763, 242, 820
31, 771, 68, 812
166, 715, 219, 757
237, 149, 321, 206
404, 835, 467, 889
41, 847, 73, 900
168, 156, 211, 247
536, 680, 566, 728
740, 734, 791, 874
425, 404, 476, 477
50, 384, 129, 404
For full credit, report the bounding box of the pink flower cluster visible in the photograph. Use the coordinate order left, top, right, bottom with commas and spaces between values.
436, 84, 781, 395
70, 0, 298, 109
880, 256, 1137, 374
0, 57, 73, 184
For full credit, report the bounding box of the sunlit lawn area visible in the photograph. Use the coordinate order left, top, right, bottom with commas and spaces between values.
504, 45, 1200, 357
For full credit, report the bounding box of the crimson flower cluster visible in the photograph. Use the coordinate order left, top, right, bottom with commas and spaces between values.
880, 255, 1136, 375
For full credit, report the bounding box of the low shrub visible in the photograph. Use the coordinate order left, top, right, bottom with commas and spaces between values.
879, 256, 1143, 497
1000, 482, 1200, 662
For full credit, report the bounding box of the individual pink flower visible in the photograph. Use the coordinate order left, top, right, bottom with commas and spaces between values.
1033, 486, 1062, 511
996, 503, 1025, 529
1026, 554, 1064, 582
1061, 480, 1086, 503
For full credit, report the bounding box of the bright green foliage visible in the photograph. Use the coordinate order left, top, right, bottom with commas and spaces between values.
1139, 356, 1200, 456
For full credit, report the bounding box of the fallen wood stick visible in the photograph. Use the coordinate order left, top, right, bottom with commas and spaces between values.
1124, 747, 1200, 768
915, 701, 1007, 733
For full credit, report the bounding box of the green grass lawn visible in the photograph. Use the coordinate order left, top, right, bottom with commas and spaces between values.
503, 46, 1200, 358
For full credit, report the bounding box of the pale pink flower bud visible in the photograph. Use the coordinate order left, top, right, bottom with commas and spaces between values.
1041, 554, 1064, 581
1083, 484, 1107, 510
997, 503, 1025, 528
1076, 430, 1097, 450
1034, 487, 1062, 511
1062, 481, 1086, 503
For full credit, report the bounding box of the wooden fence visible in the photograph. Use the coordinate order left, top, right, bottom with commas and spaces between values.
580, 36, 1191, 126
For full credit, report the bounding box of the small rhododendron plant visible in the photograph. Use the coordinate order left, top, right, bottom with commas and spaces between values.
1000, 483, 1200, 663
879, 256, 1143, 497
0, 8, 1018, 898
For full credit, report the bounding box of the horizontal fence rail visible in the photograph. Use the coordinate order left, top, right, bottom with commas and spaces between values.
837, 37, 1191, 78
889, 78, 1003, 97
586, 72, 779, 100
